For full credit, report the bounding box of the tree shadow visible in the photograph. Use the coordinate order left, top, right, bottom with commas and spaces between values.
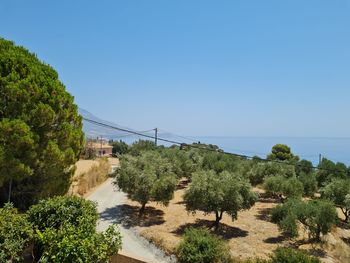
264, 235, 288, 244
342, 237, 350, 245
305, 248, 327, 258
172, 219, 248, 239
255, 207, 272, 222
100, 204, 165, 229
176, 179, 190, 190
257, 193, 281, 204
337, 220, 350, 230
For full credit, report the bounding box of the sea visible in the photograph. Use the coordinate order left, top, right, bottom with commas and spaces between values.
117, 136, 350, 166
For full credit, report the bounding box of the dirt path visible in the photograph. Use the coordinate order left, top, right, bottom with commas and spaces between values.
86, 179, 175, 263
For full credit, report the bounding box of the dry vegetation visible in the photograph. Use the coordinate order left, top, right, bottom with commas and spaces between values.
117, 179, 350, 263
69, 158, 119, 196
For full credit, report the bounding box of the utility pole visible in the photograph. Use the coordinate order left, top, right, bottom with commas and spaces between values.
154, 128, 158, 146
319, 153, 322, 165
100, 135, 103, 157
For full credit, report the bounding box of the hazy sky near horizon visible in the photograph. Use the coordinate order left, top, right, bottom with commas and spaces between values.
1, 1, 350, 137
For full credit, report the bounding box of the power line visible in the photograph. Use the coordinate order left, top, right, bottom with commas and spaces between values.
82, 117, 348, 173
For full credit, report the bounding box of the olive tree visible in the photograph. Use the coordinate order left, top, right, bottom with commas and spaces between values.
271, 199, 338, 241
0, 38, 84, 209
184, 170, 257, 229
247, 162, 296, 186
263, 176, 304, 200
317, 158, 348, 187
115, 151, 177, 214
321, 178, 350, 222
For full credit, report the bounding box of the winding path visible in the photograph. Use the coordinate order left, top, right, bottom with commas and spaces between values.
87, 179, 173, 263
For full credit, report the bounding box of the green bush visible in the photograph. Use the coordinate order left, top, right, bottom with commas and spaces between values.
27, 196, 98, 233
0, 203, 33, 262
36, 225, 122, 263
177, 227, 231, 263
269, 247, 320, 263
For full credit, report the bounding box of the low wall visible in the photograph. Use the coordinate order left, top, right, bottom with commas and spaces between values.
110, 251, 149, 263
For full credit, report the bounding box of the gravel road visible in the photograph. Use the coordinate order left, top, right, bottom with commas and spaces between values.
87, 178, 175, 263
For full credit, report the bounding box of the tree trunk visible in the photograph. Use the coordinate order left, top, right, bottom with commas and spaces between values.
213, 211, 223, 231
139, 203, 146, 215
341, 207, 349, 222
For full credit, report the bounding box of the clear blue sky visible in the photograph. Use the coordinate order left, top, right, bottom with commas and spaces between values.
1, 1, 350, 137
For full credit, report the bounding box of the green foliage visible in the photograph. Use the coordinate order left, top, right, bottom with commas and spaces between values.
298, 173, 318, 197
246, 162, 295, 186
115, 151, 177, 213
28, 196, 121, 262
269, 247, 320, 263
111, 140, 129, 156
321, 178, 350, 221
271, 199, 302, 237
35, 225, 122, 263
159, 147, 200, 179
316, 158, 348, 187
176, 227, 231, 263
201, 152, 239, 174
128, 139, 157, 156
267, 144, 299, 162
271, 199, 338, 240
184, 170, 257, 228
0, 203, 33, 262
296, 159, 314, 175
27, 196, 98, 233
0, 38, 84, 209
263, 176, 303, 199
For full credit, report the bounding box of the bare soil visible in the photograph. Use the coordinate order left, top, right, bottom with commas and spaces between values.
121, 179, 350, 263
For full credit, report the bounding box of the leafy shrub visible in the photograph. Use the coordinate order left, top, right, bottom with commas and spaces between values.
177, 227, 231, 263
0, 203, 33, 262
36, 225, 122, 263
269, 247, 320, 263
27, 196, 98, 233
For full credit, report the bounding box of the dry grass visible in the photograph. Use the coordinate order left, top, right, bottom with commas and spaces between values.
69, 158, 119, 196
119, 179, 350, 263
